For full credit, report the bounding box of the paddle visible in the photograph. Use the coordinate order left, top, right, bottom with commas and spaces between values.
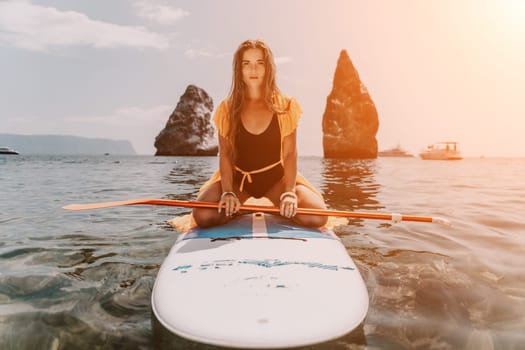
63, 198, 451, 225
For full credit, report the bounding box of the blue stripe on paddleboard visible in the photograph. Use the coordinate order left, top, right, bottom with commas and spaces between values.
184, 218, 254, 240
172, 259, 355, 273
183, 215, 335, 240
239, 259, 355, 271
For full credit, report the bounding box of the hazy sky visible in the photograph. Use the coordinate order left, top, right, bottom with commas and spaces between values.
1, 0, 524, 156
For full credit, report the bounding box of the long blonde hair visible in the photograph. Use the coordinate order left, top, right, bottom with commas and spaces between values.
226, 39, 281, 163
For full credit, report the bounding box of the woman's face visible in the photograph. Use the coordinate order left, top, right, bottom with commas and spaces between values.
241, 48, 266, 89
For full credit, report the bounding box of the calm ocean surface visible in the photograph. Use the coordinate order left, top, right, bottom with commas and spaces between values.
1, 155, 524, 350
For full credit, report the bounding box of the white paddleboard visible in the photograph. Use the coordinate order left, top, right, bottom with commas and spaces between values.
152, 213, 369, 348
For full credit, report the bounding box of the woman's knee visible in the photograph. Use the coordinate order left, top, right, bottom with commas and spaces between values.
192, 208, 210, 227
192, 182, 223, 227
294, 214, 328, 228
193, 208, 224, 228
294, 186, 328, 227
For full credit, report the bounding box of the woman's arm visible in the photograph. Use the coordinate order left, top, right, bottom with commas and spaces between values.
280, 130, 299, 218
218, 135, 234, 192
281, 131, 298, 192
218, 134, 240, 216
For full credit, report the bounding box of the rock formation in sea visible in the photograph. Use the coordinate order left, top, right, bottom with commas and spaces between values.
155, 85, 218, 156
322, 50, 379, 158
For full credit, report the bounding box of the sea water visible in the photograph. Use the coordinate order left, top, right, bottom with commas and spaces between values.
1, 155, 524, 349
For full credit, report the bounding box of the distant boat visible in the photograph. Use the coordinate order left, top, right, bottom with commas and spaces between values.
378, 145, 414, 157
0, 146, 19, 155
419, 142, 462, 160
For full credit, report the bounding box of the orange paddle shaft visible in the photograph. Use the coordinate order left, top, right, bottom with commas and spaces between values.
63, 198, 450, 225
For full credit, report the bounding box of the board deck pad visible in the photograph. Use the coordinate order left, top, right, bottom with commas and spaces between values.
152, 213, 369, 349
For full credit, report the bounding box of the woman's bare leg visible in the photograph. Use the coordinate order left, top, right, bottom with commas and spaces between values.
265, 181, 328, 228
294, 185, 328, 227
192, 181, 227, 228
192, 181, 250, 228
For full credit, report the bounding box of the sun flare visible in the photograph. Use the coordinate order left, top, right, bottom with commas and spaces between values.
498, 0, 525, 30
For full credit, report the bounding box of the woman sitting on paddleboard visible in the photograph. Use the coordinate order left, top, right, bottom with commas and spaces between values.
193, 39, 327, 228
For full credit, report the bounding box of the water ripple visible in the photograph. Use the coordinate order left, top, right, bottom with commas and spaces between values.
1, 155, 524, 349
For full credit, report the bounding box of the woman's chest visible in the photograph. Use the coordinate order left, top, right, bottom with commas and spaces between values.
240, 108, 274, 135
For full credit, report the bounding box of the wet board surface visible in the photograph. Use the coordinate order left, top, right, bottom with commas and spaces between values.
152, 213, 369, 349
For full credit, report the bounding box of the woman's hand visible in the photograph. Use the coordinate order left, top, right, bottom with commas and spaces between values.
279, 191, 298, 218
218, 191, 240, 217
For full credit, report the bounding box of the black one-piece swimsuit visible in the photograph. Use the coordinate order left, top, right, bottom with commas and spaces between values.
234, 115, 284, 198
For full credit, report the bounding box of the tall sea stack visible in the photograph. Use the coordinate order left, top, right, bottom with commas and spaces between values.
154, 85, 218, 156
322, 50, 379, 158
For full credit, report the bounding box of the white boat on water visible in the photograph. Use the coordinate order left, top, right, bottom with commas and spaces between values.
0, 147, 19, 155
378, 145, 414, 157
419, 142, 462, 160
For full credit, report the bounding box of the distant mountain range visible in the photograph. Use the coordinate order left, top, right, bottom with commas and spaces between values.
0, 134, 136, 155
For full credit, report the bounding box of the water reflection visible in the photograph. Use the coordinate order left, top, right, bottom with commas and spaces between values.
2, 156, 523, 349
163, 156, 218, 201
320, 159, 383, 226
